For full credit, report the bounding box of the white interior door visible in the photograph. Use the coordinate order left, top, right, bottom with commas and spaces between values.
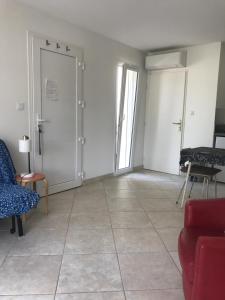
31, 37, 83, 194
143, 70, 186, 175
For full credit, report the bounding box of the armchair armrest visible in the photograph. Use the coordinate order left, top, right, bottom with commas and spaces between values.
192, 236, 225, 300
185, 199, 225, 230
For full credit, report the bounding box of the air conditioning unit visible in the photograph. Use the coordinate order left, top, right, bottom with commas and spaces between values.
145, 51, 186, 70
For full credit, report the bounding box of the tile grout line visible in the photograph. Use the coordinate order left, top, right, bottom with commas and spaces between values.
55, 287, 183, 297
0, 224, 18, 269
140, 194, 185, 286
0, 173, 190, 298
105, 177, 183, 282
0, 287, 183, 298
53, 191, 76, 300
139, 198, 183, 275
104, 182, 128, 300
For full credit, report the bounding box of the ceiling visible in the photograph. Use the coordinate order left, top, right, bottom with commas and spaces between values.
17, 0, 225, 51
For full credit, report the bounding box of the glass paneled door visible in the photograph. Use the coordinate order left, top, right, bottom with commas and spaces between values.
116, 65, 139, 174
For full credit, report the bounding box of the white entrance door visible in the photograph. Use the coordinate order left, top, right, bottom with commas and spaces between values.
30, 37, 83, 194
143, 70, 186, 175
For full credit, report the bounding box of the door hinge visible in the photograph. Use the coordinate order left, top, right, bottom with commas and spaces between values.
78, 61, 85, 71
78, 171, 85, 180
78, 100, 86, 109
78, 137, 86, 145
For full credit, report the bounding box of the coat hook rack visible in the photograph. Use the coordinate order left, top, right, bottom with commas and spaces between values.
66, 45, 71, 52
46, 40, 51, 46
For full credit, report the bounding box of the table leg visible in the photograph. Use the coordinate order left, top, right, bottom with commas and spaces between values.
43, 178, 49, 215
21, 181, 26, 187
33, 181, 37, 192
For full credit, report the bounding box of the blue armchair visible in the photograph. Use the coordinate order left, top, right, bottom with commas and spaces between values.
0, 139, 39, 236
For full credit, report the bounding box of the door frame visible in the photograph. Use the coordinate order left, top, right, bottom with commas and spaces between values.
27, 32, 84, 193
114, 63, 139, 175
144, 67, 188, 175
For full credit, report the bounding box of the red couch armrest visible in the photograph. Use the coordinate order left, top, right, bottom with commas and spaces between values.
185, 199, 225, 230
192, 236, 225, 300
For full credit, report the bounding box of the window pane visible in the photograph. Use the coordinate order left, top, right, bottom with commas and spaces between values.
118, 69, 138, 169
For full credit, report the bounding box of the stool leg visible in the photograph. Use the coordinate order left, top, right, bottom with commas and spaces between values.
215, 175, 218, 198
176, 181, 185, 204
188, 181, 195, 198
206, 177, 209, 199
10, 215, 16, 234
181, 162, 192, 208
33, 182, 37, 192
43, 178, 48, 215
201, 177, 206, 197
16, 216, 23, 237
22, 215, 27, 222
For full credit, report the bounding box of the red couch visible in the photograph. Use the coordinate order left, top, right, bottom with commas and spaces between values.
178, 199, 225, 300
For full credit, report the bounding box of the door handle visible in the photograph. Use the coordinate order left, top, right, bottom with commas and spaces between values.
38, 124, 42, 155
172, 120, 182, 131
36, 114, 48, 126
36, 115, 46, 155
37, 118, 48, 124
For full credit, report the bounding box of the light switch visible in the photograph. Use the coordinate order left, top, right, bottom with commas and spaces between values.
16, 102, 25, 111
190, 110, 195, 116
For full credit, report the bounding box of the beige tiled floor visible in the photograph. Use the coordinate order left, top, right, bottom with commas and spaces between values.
1, 170, 224, 299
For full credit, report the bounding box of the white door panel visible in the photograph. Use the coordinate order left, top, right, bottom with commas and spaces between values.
144, 70, 186, 175
41, 49, 77, 187
31, 39, 83, 194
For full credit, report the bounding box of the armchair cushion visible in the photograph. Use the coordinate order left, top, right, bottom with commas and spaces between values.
179, 199, 225, 300
185, 199, 225, 230
0, 140, 16, 184
0, 183, 39, 218
192, 236, 225, 300
179, 227, 225, 284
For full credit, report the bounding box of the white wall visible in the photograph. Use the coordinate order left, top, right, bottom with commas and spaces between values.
144, 42, 221, 169
0, 0, 146, 179
183, 42, 221, 148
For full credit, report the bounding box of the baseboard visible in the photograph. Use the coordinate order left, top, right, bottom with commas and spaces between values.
83, 173, 114, 184
83, 165, 144, 184
133, 165, 144, 171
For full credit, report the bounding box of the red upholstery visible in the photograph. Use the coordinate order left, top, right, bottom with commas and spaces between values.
178, 199, 225, 300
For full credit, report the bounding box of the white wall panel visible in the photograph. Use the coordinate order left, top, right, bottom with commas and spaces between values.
183, 42, 221, 148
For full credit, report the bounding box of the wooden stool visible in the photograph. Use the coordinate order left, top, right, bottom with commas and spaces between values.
16, 173, 48, 218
